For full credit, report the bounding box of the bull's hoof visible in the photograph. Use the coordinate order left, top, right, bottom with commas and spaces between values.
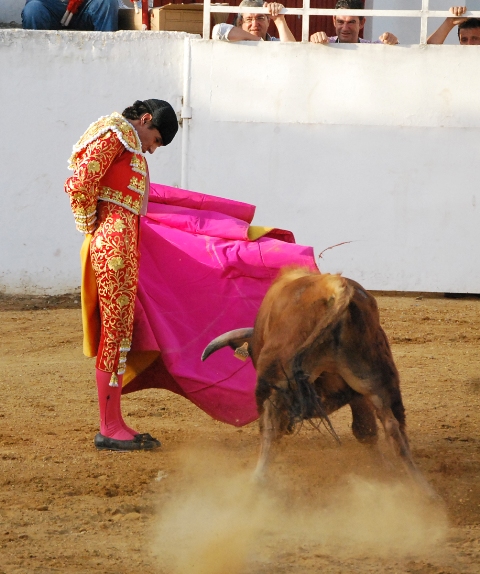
251, 467, 267, 486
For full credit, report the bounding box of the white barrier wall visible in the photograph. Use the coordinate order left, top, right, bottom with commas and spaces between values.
184, 40, 480, 293
0, 30, 185, 294
1, 30, 479, 294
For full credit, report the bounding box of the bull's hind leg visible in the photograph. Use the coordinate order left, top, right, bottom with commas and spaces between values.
338, 364, 434, 496
368, 391, 435, 497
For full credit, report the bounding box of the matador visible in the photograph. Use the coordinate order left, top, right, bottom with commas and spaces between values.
65, 99, 178, 451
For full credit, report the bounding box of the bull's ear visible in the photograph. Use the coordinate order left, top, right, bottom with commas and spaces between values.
234, 342, 250, 361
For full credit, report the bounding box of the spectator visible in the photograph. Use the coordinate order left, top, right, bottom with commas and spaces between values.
22, 0, 118, 31
212, 0, 295, 42
310, 0, 398, 45
427, 6, 480, 45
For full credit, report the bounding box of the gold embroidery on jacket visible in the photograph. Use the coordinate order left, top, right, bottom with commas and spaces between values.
88, 161, 101, 173
65, 133, 124, 233
113, 219, 126, 232
68, 112, 142, 168
130, 154, 147, 176
98, 186, 142, 215
128, 176, 146, 195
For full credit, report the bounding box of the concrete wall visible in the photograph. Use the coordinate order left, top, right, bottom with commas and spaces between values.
184, 40, 480, 293
0, 29, 186, 294
1, 29, 479, 295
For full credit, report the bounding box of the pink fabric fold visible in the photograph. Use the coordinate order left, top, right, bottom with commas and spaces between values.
146, 203, 251, 241
149, 183, 256, 222
125, 184, 319, 427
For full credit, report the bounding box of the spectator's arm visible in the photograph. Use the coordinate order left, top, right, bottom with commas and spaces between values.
379, 32, 399, 45
266, 2, 295, 42
427, 6, 468, 44
212, 22, 262, 41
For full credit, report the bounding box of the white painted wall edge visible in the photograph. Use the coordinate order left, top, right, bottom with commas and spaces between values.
1, 32, 479, 294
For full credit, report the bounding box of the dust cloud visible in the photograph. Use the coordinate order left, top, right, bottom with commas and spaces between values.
152, 447, 448, 573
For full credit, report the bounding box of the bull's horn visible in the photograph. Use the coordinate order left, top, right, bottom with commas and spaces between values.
201, 328, 254, 361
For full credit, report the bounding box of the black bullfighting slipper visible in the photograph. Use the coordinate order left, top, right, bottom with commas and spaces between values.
94, 433, 161, 451
135, 432, 162, 446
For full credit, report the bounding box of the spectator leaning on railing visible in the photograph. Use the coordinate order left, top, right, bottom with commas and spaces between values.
212, 0, 295, 42
427, 6, 480, 45
310, 0, 398, 45
22, 0, 118, 31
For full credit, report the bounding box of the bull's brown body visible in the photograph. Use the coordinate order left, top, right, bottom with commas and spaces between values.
202, 268, 432, 494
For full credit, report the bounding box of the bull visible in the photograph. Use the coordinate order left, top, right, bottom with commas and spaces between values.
202, 268, 433, 495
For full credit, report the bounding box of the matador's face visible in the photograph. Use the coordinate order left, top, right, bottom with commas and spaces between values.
136, 114, 164, 154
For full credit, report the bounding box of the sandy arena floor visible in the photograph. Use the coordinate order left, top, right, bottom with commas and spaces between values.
0, 293, 479, 573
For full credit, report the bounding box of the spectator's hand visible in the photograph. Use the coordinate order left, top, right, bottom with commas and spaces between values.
427, 6, 467, 44
448, 6, 468, 26
310, 31, 329, 44
379, 32, 399, 45
265, 2, 284, 21
265, 2, 296, 41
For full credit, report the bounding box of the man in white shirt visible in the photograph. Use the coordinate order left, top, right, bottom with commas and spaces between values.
212, 0, 295, 42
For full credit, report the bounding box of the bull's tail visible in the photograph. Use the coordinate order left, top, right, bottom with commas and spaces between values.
280, 274, 353, 439
201, 328, 254, 361
297, 274, 354, 358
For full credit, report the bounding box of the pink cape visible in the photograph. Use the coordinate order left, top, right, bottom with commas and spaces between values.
123, 184, 318, 427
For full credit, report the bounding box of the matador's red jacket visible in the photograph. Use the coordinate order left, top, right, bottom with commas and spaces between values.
65, 112, 148, 233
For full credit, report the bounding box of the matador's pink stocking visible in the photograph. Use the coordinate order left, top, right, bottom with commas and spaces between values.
95, 369, 138, 440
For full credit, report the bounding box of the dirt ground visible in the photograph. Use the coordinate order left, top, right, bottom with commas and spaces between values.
1, 293, 479, 574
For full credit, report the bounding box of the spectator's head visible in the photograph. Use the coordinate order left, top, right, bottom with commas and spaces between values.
235, 0, 271, 40
333, 0, 365, 43
458, 18, 480, 45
